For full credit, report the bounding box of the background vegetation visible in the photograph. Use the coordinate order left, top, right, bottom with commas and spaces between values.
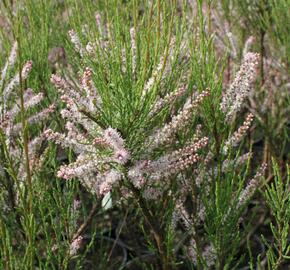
0, 0, 289, 269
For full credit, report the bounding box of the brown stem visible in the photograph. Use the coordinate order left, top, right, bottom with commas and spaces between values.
107, 208, 129, 262
71, 203, 98, 241
190, 179, 204, 270
128, 182, 171, 270
260, 30, 265, 86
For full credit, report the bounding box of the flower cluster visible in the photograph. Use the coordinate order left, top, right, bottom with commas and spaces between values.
45, 123, 128, 196
223, 113, 254, 154
129, 137, 208, 188
148, 85, 186, 117
0, 42, 54, 204
48, 64, 133, 196
0, 42, 54, 148
147, 89, 210, 150
220, 52, 259, 121
68, 29, 84, 57
47, 21, 210, 199
69, 235, 83, 256
0, 42, 17, 91
130, 27, 137, 75
48, 64, 209, 197
237, 163, 267, 208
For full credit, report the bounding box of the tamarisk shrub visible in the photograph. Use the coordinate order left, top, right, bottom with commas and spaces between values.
47, 4, 267, 269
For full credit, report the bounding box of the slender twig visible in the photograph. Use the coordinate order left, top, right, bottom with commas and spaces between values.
71, 203, 98, 241
107, 208, 129, 262
17, 28, 33, 213
127, 180, 171, 270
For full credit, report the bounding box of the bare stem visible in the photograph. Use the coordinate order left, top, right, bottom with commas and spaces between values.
17, 20, 34, 269
71, 203, 98, 241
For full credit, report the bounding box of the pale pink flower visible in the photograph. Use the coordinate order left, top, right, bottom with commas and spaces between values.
223, 113, 254, 153
221, 53, 259, 121
68, 29, 84, 57
149, 85, 186, 117
69, 236, 83, 256
130, 27, 137, 74
0, 42, 17, 89
237, 163, 267, 208
147, 90, 210, 150
3, 61, 33, 107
